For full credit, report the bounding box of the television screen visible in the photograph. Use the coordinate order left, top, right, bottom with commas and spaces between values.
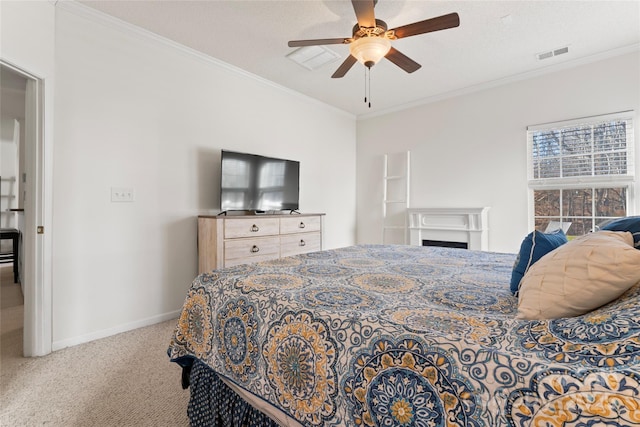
220, 150, 300, 212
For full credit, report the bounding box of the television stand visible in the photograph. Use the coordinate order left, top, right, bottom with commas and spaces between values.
197, 213, 325, 272
217, 210, 300, 216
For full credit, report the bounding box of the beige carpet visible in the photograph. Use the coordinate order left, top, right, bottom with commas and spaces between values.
0, 265, 190, 426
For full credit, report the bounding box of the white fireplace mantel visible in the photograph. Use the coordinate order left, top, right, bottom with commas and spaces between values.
407, 207, 490, 251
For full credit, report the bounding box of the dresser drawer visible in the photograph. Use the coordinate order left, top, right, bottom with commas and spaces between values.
280, 216, 321, 235
224, 236, 280, 265
224, 252, 280, 268
280, 232, 321, 257
224, 218, 280, 239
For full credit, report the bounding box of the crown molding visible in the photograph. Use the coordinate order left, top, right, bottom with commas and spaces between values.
54, 1, 355, 120
357, 43, 640, 121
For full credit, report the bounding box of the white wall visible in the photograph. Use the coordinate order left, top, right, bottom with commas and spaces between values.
50, 5, 355, 348
357, 51, 640, 253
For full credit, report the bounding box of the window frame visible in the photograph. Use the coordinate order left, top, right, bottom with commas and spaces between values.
526, 111, 635, 234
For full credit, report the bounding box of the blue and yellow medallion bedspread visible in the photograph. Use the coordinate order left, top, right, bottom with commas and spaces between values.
168, 244, 640, 426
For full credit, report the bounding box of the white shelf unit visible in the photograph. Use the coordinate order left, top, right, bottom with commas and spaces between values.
1, 176, 17, 229
382, 151, 410, 244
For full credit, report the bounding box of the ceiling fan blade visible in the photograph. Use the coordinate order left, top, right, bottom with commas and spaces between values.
288, 38, 350, 47
351, 0, 376, 28
385, 47, 421, 73
391, 12, 460, 39
331, 55, 358, 78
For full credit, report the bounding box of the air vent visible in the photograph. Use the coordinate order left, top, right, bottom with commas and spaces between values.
553, 47, 569, 56
286, 46, 341, 71
537, 46, 569, 61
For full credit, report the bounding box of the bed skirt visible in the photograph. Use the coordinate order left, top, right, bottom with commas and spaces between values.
186, 359, 279, 427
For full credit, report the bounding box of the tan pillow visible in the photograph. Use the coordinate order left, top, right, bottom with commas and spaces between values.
517, 231, 640, 320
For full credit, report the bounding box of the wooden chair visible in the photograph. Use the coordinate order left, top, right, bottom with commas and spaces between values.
0, 228, 20, 283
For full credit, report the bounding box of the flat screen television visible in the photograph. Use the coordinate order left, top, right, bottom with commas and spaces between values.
219, 150, 300, 213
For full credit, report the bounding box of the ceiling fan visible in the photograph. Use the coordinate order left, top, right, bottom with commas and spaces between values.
288, 0, 460, 78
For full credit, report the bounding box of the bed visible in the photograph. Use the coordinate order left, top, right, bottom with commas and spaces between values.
168, 243, 640, 426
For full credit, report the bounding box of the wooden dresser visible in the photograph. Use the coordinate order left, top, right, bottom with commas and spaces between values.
198, 213, 324, 273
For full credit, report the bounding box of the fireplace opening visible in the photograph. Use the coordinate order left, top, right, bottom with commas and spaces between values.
422, 240, 469, 249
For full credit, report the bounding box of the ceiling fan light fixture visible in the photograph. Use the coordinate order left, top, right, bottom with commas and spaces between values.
349, 36, 391, 68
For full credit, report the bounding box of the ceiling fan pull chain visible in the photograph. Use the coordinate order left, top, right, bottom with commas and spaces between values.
364, 67, 367, 104
368, 67, 372, 108
363, 67, 372, 108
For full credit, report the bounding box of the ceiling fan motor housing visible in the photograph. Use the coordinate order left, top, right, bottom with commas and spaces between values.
352, 19, 389, 39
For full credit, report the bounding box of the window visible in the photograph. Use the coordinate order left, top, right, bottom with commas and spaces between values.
220, 158, 251, 210
258, 161, 286, 210
527, 111, 635, 238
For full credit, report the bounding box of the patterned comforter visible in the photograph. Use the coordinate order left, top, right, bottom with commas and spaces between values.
168, 244, 640, 426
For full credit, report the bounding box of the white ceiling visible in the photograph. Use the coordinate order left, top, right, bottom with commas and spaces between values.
77, 0, 640, 117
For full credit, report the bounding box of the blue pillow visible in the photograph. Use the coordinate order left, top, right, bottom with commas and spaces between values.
510, 229, 568, 294
601, 216, 640, 249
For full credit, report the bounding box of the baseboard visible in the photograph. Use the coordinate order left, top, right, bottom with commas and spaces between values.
51, 310, 181, 351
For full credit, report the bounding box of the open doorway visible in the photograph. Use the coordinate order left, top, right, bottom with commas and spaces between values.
1, 65, 27, 359
0, 61, 49, 357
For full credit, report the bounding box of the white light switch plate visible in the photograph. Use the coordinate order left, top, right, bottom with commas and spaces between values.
111, 187, 135, 202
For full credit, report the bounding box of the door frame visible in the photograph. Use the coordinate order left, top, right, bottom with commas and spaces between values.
1, 59, 51, 356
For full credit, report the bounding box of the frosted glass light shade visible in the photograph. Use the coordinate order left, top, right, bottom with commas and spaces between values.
349, 37, 391, 67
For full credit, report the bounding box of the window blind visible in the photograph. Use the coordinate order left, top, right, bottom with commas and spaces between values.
527, 111, 635, 188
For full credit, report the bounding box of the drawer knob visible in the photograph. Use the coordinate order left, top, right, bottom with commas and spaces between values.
299, 222, 305, 229
300, 239, 306, 247
250, 224, 259, 232
251, 245, 260, 253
